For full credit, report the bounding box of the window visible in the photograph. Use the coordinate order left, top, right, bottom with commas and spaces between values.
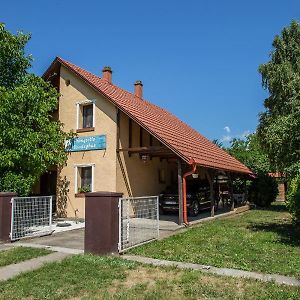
82, 104, 93, 128
76, 100, 95, 131
75, 164, 94, 193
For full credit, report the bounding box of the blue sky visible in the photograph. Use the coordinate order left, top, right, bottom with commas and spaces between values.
1, 1, 299, 145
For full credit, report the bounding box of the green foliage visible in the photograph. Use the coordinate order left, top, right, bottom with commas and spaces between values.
226, 133, 276, 204
0, 24, 71, 195
78, 185, 91, 193
0, 23, 31, 89
212, 139, 224, 148
257, 20, 300, 175
287, 176, 300, 223
227, 133, 270, 174
249, 173, 278, 207
0, 172, 35, 196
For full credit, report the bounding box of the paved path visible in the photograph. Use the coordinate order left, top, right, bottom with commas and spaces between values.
0, 252, 71, 281
13, 228, 85, 250
10, 242, 84, 255
0, 244, 14, 252
123, 255, 300, 287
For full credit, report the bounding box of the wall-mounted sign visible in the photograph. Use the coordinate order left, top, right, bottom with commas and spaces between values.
65, 135, 106, 152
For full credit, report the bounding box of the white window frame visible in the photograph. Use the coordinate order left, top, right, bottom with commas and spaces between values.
76, 99, 96, 130
74, 163, 95, 193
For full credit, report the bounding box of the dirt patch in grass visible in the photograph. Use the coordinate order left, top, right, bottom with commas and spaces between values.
125, 266, 181, 287
109, 266, 181, 295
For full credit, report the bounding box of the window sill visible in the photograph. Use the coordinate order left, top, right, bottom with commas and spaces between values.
76, 127, 95, 133
75, 193, 87, 198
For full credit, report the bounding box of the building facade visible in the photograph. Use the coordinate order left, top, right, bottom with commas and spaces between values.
42, 57, 252, 221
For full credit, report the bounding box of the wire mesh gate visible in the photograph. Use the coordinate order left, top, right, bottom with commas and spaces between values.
118, 196, 159, 253
10, 196, 53, 241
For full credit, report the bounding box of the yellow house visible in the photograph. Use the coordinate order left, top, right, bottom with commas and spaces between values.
42, 57, 251, 221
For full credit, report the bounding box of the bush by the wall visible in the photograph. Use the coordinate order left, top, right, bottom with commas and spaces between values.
249, 173, 278, 207
287, 176, 300, 224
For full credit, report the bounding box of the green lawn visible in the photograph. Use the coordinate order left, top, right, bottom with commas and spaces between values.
0, 246, 51, 267
0, 255, 298, 299
130, 203, 300, 278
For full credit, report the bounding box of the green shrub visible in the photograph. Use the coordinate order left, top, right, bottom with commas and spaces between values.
249, 173, 278, 207
0, 171, 35, 196
287, 176, 300, 224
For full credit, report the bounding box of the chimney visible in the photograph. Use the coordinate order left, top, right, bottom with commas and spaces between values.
134, 80, 143, 98
102, 66, 112, 83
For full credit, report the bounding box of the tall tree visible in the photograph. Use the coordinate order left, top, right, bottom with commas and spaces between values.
0, 24, 31, 88
227, 134, 278, 207
0, 23, 71, 195
257, 20, 300, 175
227, 133, 270, 174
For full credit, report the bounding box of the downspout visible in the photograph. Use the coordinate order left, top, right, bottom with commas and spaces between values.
182, 159, 197, 225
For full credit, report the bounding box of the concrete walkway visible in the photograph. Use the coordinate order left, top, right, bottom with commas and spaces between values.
123, 255, 300, 287
13, 228, 85, 250
0, 252, 71, 281
0, 244, 14, 252
10, 242, 84, 255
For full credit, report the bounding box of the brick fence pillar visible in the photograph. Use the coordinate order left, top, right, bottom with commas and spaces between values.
0, 192, 17, 242
84, 192, 123, 255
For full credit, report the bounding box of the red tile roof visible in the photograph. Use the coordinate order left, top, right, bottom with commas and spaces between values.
46, 57, 252, 174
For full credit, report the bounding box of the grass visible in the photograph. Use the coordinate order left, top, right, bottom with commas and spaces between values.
0, 254, 299, 299
0, 246, 51, 267
130, 203, 300, 278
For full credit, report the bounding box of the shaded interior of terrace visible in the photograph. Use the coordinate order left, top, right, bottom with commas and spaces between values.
117, 114, 250, 226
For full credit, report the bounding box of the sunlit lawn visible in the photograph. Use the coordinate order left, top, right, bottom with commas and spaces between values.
0, 246, 51, 267
130, 203, 300, 278
0, 255, 299, 299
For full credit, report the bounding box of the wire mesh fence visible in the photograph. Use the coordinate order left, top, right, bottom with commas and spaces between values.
10, 196, 53, 241
118, 196, 159, 253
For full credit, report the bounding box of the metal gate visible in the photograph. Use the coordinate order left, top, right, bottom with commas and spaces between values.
118, 196, 159, 253
10, 196, 53, 241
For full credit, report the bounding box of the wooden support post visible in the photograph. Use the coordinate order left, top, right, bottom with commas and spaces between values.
215, 174, 219, 211
116, 109, 120, 151
210, 178, 215, 217
139, 127, 143, 147
206, 169, 215, 217
243, 177, 248, 203
178, 159, 183, 225
128, 119, 132, 157
229, 173, 234, 211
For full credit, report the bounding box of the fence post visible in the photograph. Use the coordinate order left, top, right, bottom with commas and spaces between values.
84, 192, 123, 255
0, 192, 17, 242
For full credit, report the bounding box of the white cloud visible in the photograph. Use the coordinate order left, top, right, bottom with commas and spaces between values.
220, 129, 252, 144
224, 126, 231, 133
239, 130, 251, 139
221, 135, 232, 142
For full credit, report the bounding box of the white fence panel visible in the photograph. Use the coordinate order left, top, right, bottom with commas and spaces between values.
10, 196, 53, 241
118, 196, 159, 253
